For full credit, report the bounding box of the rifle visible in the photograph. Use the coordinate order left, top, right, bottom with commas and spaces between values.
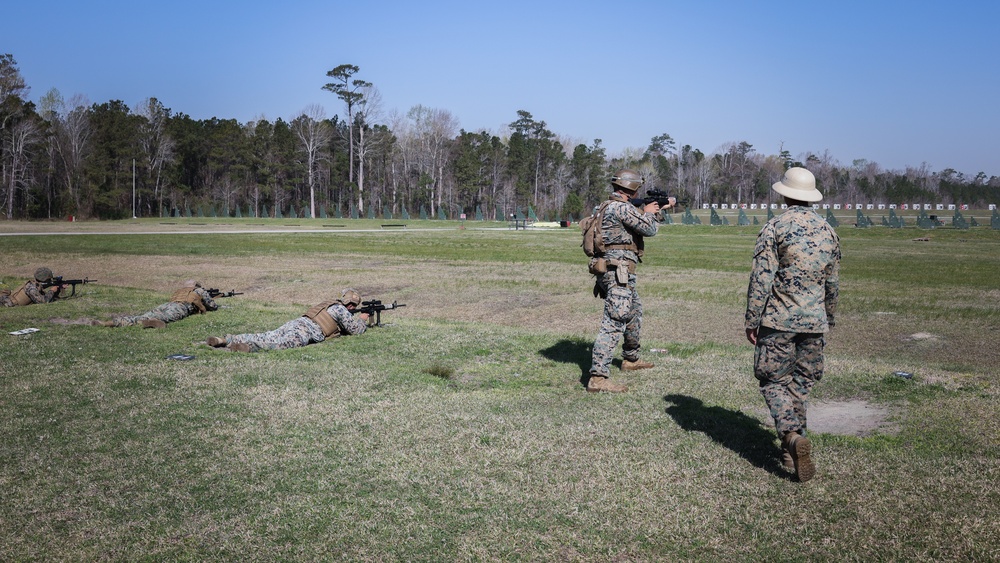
356, 299, 405, 327
43, 276, 96, 297
207, 288, 244, 298
628, 188, 689, 210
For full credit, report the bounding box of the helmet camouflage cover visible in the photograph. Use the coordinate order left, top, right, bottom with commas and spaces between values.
34, 267, 53, 282
611, 169, 644, 192
339, 288, 362, 307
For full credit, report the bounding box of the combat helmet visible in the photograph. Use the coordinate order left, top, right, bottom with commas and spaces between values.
611, 169, 644, 193
34, 267, 53, 282
339, 288, 362, 307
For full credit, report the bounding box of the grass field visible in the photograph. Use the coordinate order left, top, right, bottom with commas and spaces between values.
1, 218, 998, 561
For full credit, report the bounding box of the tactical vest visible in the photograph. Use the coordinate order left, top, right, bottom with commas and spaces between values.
10, 282, 34, 306
302, 300, 342, 338
170, 287, 207, 313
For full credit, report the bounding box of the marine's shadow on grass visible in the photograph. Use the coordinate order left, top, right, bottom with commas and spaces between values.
663, 394, 789, 478
540, 338, 599, 388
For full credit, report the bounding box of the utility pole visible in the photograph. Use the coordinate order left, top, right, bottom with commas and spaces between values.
132, 159, 137, 219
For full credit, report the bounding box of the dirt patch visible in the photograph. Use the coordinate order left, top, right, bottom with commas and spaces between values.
809, 400, 899, 437
904, 332, 941, 342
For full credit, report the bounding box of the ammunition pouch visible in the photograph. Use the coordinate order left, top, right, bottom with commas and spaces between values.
11, 283, 32, 306
303, 300, 342, 338
589, 257, 608, 275
591, 258, 635, 276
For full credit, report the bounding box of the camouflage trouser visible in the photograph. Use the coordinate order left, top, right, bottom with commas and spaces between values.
753, 327, 825, 438
227, 317, 327, 352
590, 270, 643, 377
0, 294, 13, 307
115, 302, 194, 327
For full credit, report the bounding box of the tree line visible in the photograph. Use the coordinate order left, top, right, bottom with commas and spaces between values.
2, 55, 998, 221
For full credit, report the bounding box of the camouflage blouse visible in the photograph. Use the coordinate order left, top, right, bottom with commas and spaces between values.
745, 206, 840, 333
599, 193, 660, 263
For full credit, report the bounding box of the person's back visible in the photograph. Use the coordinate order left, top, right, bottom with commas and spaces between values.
756, 206, 839, 333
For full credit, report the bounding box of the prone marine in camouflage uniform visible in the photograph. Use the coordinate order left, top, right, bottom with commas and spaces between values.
0, 267, 66, 307
206, 288, 369, 352
92, 280, 219, 328
744, 167, 840, 482
587, 169, 675, 393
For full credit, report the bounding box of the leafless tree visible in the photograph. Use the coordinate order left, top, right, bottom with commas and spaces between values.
4, 118, 41, 219
292, 104, 332, 218
691, 157, 715, 207
353, 85, 388, 215
403, 104, 458, 217
384, 109, 407, 215
134, 98, 175, 216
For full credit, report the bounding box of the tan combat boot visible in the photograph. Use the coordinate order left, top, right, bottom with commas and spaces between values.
587, 375, 628, 393
141, 319, 167, 329
622, 359, 654, 371
781, 449, 795, 471
227, 342, 251, 353
206, 336, 227, 347
783, 432, 815, 482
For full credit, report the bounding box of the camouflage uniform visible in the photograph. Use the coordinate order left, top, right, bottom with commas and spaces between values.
745, 205, 840, 439
589, 192, 660, 377
223, 301, 366, 352
113, 287, 219, 326
0, 279, 59, 307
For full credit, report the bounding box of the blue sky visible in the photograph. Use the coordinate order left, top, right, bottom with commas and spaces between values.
7, 0, 998, 176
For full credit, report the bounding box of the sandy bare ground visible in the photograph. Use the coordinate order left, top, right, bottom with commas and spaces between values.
809, 400, 898, 436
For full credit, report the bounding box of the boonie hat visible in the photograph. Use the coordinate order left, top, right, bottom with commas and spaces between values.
772, 167, 823, 202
